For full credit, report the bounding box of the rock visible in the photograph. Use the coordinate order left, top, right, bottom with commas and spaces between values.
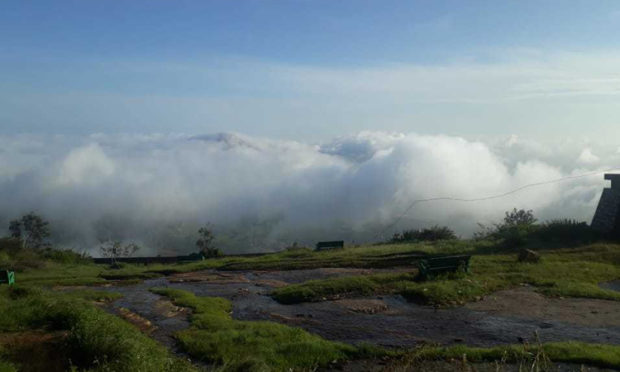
518, 249, 540, 263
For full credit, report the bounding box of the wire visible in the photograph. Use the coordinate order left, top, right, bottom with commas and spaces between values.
375, 168, 620, 240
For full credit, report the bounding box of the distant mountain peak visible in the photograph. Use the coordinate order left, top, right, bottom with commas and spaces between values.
189, 133, 260, 151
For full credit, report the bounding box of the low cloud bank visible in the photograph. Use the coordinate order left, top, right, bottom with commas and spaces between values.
0, 132, 615, 255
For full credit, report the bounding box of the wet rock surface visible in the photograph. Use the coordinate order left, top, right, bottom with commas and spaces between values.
103, 277, 189, 351
103, 269, 620, 350
467, 287, 620, 327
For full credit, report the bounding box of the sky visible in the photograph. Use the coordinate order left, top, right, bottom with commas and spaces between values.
2, 1, 620, 253
2, 0, 620, 140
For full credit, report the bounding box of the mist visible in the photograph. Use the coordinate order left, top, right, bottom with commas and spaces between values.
0, 132, 615, 255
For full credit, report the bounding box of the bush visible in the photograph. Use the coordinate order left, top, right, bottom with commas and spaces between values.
41, 248, 91, 265
477, 209, 604, 249
391, 226, 457, 243
475, 209, 538, 248
535, 219, 601, 244
0, 238, 22, 256
0, 238, 90, 270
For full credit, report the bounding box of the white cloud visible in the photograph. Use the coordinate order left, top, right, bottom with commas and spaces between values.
57, 144, 115, 186
0, 132, 613, 254
577, 148, 600, 165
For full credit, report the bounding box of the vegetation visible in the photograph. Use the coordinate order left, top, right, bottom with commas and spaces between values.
272, 244, 620, 305
150, 288, 381, 371
196, 224, 221, 258
476, 209, 603, 249
8, 212, 50, 250
391, 225, 457, 243
1, 208, 619, 370
99, 240, 141, 259
0, 286, 195, 371
392, 341, 620, 370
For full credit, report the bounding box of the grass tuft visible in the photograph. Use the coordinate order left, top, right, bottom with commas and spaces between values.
151, 287, 371, 371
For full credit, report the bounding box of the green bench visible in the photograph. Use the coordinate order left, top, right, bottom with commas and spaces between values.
315, 240, 344, 251
0, 270, 14, 286
417, 254, 471, 280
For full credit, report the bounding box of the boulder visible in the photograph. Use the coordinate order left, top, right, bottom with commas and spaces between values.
518, 248, 540, 263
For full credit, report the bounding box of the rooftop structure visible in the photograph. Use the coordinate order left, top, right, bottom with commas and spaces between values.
591, 174, 620, 233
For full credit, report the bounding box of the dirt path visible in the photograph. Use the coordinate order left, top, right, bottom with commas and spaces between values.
101, 269, 620, 350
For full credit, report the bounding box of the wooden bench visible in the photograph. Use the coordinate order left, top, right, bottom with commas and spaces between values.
0, 270, 15, 286
417, 254, 471, 280
315, 240, 344, 251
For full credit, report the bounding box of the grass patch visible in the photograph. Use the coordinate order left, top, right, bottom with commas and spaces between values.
0, 286, 195, 372
407, 341, 620, 369
151, 287, 386, 371
273, 272, 415, 304
272, 244, 620, 306
218, 240, 481, 271
0, 359, 16, 372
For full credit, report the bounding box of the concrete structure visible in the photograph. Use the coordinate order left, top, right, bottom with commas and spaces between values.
591, 174, 620, 233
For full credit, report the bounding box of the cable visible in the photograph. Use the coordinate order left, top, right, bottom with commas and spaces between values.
375, 168, 620, 240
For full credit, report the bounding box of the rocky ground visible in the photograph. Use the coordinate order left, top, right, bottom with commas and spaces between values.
101, 268, 620, 352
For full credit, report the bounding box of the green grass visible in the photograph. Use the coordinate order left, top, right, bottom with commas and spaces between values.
7, 240, 478, 285
407, 341, 620, 369
272, 244, 620, 305
0, 286, 196, 372
2, 241, 620, 370
151, 287, 386, 371
216, 241, 482, 271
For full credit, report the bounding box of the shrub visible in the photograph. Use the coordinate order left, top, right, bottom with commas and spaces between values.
391, 226, 457, 243
535, 219, 601, 244
475, 209, 538, 248
477, 210, 604, 249
41, 248, 91, 265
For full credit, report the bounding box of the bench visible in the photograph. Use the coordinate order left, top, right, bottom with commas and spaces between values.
315, 240, 344, 251
0, 270, 15, 286
417, 254, 471, 280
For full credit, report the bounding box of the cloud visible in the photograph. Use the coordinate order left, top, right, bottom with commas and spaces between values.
0, 132, 614, 255
56, 143, 115, 186
577, 148, 600, 165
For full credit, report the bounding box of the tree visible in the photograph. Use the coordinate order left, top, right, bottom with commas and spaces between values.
8, 212, 50, 250
503, 208, 537, 227
475, 208, 538, 248
196, 225, 221, 258
8, 220, 21, 239
99, 240, 139, 265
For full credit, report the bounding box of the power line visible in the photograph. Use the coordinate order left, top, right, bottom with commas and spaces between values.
375, 168, 620, 240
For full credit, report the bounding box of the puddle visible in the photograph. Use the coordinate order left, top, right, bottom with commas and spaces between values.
99, 269, 620, 350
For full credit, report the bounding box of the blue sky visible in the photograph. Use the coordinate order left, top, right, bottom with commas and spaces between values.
2, 1, 620, 140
